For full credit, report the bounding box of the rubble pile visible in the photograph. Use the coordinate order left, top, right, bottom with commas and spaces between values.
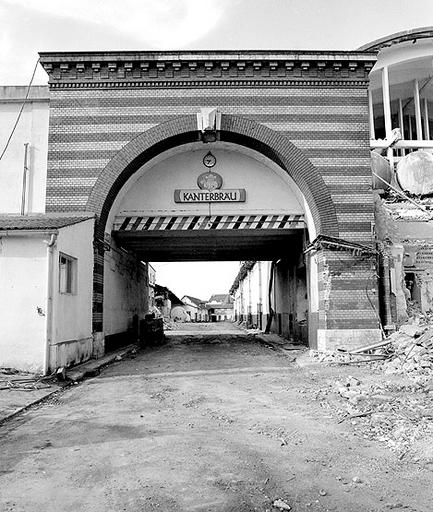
309, 350, 384, 365
309, 319, 433, 459
162, 318, 178, 330
310, 315, 433, 378
384, 325, 433, 375
315, 375, 433, 459
382, 324, 433, 376
0, 368, 52, 391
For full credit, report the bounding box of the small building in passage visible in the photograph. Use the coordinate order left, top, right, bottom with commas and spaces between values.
182, 295, 208, 322
205, 294, 234, 322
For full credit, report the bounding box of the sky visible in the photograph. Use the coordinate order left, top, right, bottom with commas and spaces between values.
152, 261, 240, 301
1, 0, 433, 85
1, 0, 432, 299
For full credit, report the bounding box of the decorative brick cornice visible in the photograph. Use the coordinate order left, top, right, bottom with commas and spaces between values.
47, 79, 370, 89
39, 50, 376, 87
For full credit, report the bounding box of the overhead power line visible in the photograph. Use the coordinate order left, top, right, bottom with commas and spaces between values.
0, 58, 41, 164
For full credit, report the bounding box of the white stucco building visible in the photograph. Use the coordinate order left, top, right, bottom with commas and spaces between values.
0, 214, 95, 373
0, 86, 150, 373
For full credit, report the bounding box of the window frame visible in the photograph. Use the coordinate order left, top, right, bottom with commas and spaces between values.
59, 253, 77, 295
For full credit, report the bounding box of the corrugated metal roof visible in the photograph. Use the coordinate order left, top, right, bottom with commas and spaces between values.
0, 213, 95, 231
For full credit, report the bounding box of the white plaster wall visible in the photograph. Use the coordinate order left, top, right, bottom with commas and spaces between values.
0, 86, 49, 214
371, 39, 433, 73
235, 259, 309, 332
117, 147, 304, 218
52, 219, 94, 345
0, 235, 48, 372
183, 303, 197, 319
104, 240, 149, 336
249, 262, 266, 315
234, 262, 271, 318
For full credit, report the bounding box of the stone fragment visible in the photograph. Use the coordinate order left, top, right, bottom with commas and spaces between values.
273, 499, 291, 510
399, 324, 424, 337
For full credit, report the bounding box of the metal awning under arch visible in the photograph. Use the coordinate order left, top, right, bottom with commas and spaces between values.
112, 214, 305, 261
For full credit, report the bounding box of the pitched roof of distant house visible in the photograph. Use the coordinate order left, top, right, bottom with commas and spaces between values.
208, 294, 233, 304
0, 213, 95, 231
182, 295, 205, 307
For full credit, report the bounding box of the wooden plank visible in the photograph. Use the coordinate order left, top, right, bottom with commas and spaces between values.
349, 339, 392, 354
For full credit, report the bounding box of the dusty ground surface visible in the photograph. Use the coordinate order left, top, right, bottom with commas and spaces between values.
0, 371, 60, 423
1, 323, 432, 512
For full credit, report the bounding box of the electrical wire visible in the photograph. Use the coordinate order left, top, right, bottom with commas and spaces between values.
0, 58, 40, 163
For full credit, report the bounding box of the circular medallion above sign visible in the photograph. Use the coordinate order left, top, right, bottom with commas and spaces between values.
197, 171, 223, 191
203, 151, 216, 168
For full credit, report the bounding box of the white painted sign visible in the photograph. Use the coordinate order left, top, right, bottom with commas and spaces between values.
174, 189, 246, 203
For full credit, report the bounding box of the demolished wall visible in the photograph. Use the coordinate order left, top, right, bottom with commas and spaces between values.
374, 189, 433, 326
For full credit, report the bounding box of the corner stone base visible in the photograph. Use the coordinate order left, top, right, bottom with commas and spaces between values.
92, 332, 105, 358
317, 329, 382, 352
49, 337, 93, 370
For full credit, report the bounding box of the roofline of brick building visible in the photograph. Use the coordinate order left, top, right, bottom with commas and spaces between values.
39, 49, 377, 62
39, 50, 376, 86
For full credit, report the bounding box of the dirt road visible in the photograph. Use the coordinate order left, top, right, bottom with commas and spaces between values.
1, 323, 432, 511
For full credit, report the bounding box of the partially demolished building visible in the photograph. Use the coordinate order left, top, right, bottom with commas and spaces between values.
232, 27, 433, 341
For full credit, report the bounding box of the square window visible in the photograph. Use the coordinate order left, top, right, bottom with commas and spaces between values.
59, 254, 77, 294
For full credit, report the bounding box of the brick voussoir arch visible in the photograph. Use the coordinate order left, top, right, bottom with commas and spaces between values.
86, 113, 339, 238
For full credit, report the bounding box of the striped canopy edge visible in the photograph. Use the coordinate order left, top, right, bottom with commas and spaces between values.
114, 214, 305, 231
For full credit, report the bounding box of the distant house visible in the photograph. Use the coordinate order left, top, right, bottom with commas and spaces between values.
154, 284, 186, 321
182, 295, 208, 322
205, 294, 234, 322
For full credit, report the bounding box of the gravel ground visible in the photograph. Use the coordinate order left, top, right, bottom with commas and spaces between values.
0, 323, 432, 512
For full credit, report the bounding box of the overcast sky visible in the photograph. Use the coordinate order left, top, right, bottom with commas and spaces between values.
1, 0, 432, 85
1, 0, 432, 299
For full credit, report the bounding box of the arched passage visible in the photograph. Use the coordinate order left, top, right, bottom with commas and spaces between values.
87, 114, 338, 344
87, 114, 338, 239
99, 139, 319, 348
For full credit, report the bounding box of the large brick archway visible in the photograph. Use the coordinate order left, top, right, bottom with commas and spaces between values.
87, 114, 338, 333
40, 49, 380, 347
87, 114, 338, 240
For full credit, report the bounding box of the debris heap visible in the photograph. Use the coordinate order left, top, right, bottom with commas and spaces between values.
383, 324, 433, 376
311, 316, 433, 378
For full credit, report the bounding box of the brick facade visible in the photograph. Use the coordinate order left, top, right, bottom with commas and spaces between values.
39, 50, 380, 343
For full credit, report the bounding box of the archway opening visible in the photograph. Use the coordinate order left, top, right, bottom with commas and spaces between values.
100, 142, 317, 351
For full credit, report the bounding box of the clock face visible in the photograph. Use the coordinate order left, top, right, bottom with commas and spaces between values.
203, 152, 216, 168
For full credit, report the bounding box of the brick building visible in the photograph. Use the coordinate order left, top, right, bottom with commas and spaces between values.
37, 46, 379, 353
1, 27, 431, 372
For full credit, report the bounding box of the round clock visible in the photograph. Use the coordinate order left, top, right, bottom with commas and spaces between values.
203, 151, 216, 168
